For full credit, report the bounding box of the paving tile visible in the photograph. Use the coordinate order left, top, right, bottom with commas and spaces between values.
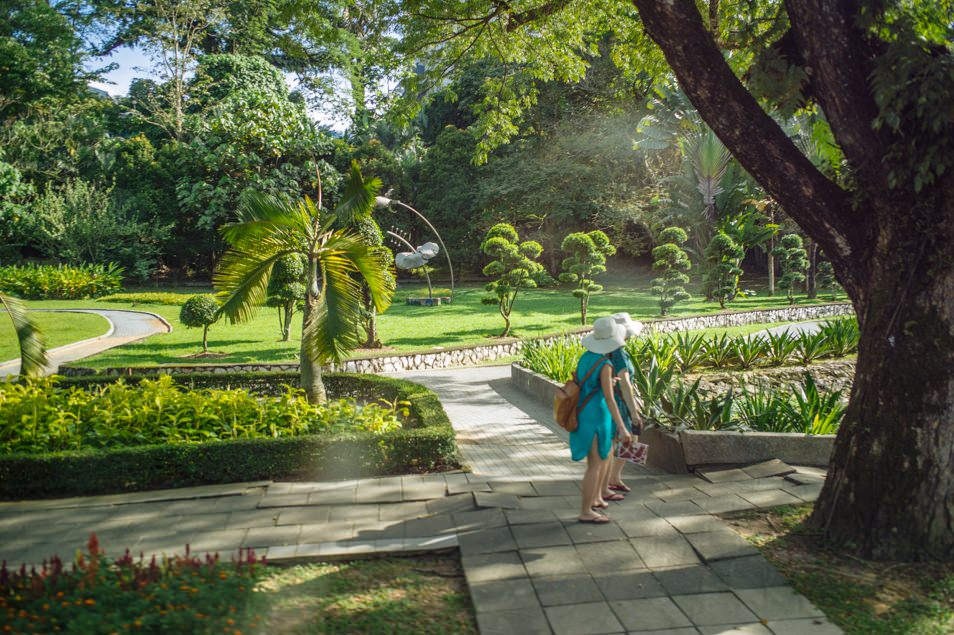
521, 545, 588, 578
691, 495, 756, 515
463, 551, 528, 583
741, 459, 796, 480
608, 597, 694, 631
646, 500, 704, 517
426, 493, 477, 515
273, 507, 332, 525
698, 469, 752, 484
633, 629, 699, 635
307, 488, 355, 505
319, 540, 379, 557
672, 592, 758, 626
738, 489, 804, 509
780, 483, 823, 503
258, 493, 310, 508
476, 606, 551, 635
379, 500, 428, 520
469, 578, 540, 612
734, 587, 825, 621
685, 531, 760, 563
328, 504, 380, 523
665, 515, 731, 535
653, 488, 706, 502
567, 520, 627, 545
447, 480, 492, 495
354, 484, 403, 504
617, 517, 681, 539
351, 520, 405, 541
403, 514, 456, 537
474, 491, 522, 510
708, 555, 790, 589
405, 534, 458, 551
545, 601, 624, 635
489, 481, 538, 496
401, 481, 447, 501
609, 503, 661, 522
518, 496, 573, 511
575, 541, 644, 574
453, 508, 508, 531
227, 508, 280, 528
765, 617, 842, 634
262, 544, 297, 560
593, 570, 666, 601
533, 574, 603, 606
243, 524, 300, 548
631, 534, 700, 569
299, 521, 355, 543
189, 529, 247, 554
506, 509, 560, 525
458, 526, 517, 555
532, 481, 581, 497
699, 624, 772, 634
653, 565, 729, 595
512, 522, 573, 549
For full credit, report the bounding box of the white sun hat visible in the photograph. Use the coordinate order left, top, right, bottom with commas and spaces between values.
581, 317, 627, 355
611, 312, 644, 340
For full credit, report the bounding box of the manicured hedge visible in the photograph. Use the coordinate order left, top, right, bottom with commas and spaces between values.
0, 372, 459, 499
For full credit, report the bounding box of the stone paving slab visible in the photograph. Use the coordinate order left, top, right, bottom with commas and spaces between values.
766, 617, 842, 634
685, 530, 761, 562
593, 570, 667, 601
608, 597, 694, 632
672, 592, 759, 626
470, 577, 541, 612
631, 534, 701, 568
475, 491, 522, 509
532, 574, 604, 606
545, 601, 624, 635
738, 489, 805, 509
522, 545, 588, 578
575, 541, 645, 574
735, 586, 826, 621
477, 606, 552, 635
653, 565, 730, 595
741, 459, 796, 479
698, 468, 753, 483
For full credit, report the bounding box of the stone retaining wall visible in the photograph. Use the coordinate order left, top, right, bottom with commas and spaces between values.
61, 302, 853, 377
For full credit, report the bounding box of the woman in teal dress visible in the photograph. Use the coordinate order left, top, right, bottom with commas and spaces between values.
606, 313, 644, 494
571, 317, 633, 524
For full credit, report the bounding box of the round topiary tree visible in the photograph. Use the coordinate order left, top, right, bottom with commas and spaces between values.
703, 231, 745, 309
650, 226, 692, 316
558, 230, 616, 325
480, 222, 545, 337
265, 254, 306, 342
773, 234, 809, 304
179, 294, 220, 353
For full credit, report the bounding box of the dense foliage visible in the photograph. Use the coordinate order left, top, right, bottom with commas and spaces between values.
0, 375, 404, 454
558, 230, 615, 325
0, 534, 262, 635
774, 234, 809, 305
0, 263, 123, 299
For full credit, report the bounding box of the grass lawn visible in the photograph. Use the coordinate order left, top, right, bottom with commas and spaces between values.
245, 555, 476, 634
0, 311, 110, 362
724, 505, 954, 635
19, 263, 842, 369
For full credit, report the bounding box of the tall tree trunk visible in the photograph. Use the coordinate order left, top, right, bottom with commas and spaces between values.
281, 303, 292, 342
806, 239, 818, 299
363, 286, 382, 348
300, 258, 326, 403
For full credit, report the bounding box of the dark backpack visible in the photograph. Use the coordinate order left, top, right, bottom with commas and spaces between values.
553, 355, 610, 432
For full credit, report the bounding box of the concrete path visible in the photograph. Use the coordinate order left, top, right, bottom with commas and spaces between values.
0, 363, 842, 634
0, 309, 171, 377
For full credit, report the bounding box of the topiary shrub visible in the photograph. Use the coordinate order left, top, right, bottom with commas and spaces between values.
480, 223, 545, 337
773, 234, 809, 304
558, 230, 616, 325
650, 227, 692, 316
179, 294, 220, 353
265, 254, 305, 341
703, 231, 745, 308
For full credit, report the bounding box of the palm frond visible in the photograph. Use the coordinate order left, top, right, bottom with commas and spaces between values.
222, 192, 313, 248
325, 230, 396, 313
334, 161, 381, 227
0, 292, 47, 377
303, 232, 367, 363
215, 249, 293, 324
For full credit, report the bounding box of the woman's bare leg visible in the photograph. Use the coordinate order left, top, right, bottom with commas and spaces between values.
580, 438, 607, 521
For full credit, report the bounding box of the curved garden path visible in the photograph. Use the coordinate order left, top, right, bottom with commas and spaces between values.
0, 308, 171, 377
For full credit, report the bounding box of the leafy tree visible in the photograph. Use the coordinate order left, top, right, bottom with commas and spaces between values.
816, 260, 840, 300
0, 151, 33, 258
214, 173, 394, 403
703, 231, 745, 309
179, 294, 220, 353
558, 230, 615, 325
188, 54, 289, 110
0, 292, 47, 377
650, 227, 691, 316
773, 234, 809, 305
265, 254, 306, 342
480, 223, 544, 337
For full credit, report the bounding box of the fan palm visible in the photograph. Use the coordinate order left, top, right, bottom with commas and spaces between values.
0, 292, 48, 377
214, 172, 395, 403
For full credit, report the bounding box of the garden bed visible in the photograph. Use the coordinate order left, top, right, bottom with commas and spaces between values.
0, 372, 459, 499
511, 363, 835, 472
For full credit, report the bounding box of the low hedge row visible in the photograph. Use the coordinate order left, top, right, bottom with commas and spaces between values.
0, 372, 460, 499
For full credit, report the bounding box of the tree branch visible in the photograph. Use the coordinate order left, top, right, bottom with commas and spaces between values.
631, 0, 871, 294
499, 0, 572, 32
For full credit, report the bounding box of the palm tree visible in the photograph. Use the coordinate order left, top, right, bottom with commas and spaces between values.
0, 292, 48, 377
214, 170, 394, 403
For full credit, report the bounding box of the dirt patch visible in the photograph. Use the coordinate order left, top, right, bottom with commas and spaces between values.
179, 351, 230, 359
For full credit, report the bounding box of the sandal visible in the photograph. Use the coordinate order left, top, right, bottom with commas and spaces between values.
578, 515, 611, 524
608, 483, 631, 493
602, 493, 625, 502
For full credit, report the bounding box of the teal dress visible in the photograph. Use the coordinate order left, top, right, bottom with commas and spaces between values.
609, 349, 639, 434
569, 351, 613, 461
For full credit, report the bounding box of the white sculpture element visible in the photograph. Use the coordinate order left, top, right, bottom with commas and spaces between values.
394, 242, 441, 270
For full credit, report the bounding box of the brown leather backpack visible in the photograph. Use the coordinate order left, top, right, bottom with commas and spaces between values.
553, 355, 610, 432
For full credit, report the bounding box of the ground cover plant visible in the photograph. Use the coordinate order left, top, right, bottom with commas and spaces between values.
0, 375, 405, 454
724, 505, 954, 635
0, 534, 263, 635
0, 263, 123, 300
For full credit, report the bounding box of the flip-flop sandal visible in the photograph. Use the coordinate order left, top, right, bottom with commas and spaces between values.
603, 493, 625, 502
608, 483, 631, 492
592, 503, 609, 510
578, 516, 611, 524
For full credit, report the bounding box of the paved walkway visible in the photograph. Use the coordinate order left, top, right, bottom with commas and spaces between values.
0, 309, 171, 377
0, 364, 841, 634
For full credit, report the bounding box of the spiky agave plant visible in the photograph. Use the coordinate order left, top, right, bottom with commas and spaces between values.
214, 171, 394, 403
0, 292, 48, 377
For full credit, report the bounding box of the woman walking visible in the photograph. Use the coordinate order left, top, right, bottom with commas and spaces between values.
607, 312, 644, 494
571, 317, 633, 524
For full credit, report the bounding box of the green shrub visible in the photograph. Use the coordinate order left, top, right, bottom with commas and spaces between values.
97, 292, 191, 305
0, 372, 459, 497
180, 294, 220, 353
650, 227, 692, 316
819, 317, 859, 357
520, 336, 585, 383
0, 534, 262, 634
0, 263, 123, 299
0, 375, 403, 454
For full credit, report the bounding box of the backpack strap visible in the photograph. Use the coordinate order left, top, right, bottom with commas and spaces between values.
576, 355, 611, 416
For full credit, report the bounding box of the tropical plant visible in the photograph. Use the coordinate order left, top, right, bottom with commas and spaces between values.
783, 375, 846, 435
736, 385, 791, 432
520, 336, 585, 383
0, 263, 123, 300
819, 318, 860, 358
765, 330, 798, 367
480, 223, 544, 337
732, 336, 768, 370
773, 234, 809, 304
214, 167, 394, 403
703, 333, 735, 368
673, 332, 708, 373
0, 292, 47, 377
179, 294, 220, 354
795, 331, 830, 365
627, 335, 678, 374
265, 254, 306, 342
650, 227, 692, 316
631, 359, 676, 418
816, 260, 840, 300
703, 231, 745, 308
558, 230, 616, 325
